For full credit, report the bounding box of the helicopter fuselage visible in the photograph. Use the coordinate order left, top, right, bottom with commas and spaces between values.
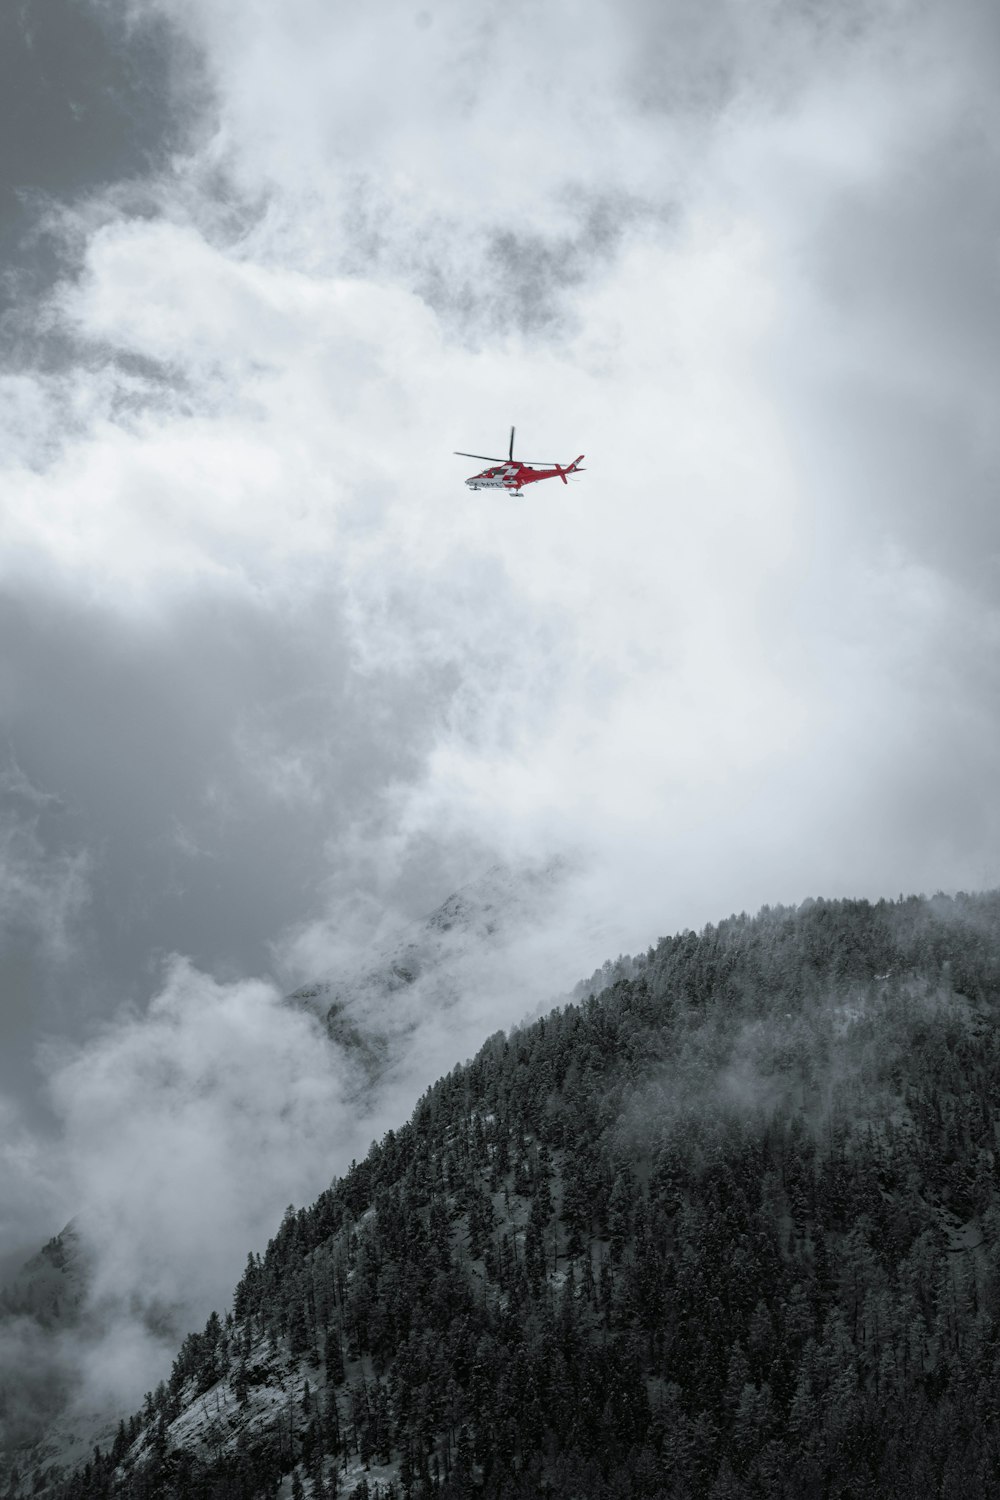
456, 429, 584, 495
465, 460, 583, 494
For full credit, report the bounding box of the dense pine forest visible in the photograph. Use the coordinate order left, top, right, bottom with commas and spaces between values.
20, 892, 1000, 1499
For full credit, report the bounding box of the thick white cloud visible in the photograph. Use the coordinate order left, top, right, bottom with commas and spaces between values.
47, 961, 356, 1317
0, 960, 363, 1427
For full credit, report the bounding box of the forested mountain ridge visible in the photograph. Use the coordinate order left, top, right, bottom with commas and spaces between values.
36, 892, 1000, 1498
0, 862, 569, 1489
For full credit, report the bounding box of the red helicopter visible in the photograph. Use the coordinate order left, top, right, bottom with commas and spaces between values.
455, 427, 585, 497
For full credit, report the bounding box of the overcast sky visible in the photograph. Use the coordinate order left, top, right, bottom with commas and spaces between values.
1, 0, 999, 1416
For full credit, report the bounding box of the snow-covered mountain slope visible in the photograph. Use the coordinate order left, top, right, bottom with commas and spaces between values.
0, 1223, 89, 1328
0, 1224, 113, 1485
0, 861, 575, 1496
286, 860, 569, 1077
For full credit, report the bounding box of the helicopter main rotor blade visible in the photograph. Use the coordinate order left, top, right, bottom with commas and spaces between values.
509, 426, 515, 461
454, 451, 507, 461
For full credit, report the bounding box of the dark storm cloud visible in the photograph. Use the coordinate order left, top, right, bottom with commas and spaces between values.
0, 0, 206, 337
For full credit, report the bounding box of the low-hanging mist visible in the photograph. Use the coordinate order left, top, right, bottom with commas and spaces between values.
0, 860, 608, 1453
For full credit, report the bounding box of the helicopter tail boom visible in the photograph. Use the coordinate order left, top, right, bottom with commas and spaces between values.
557, 455, 585, 482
